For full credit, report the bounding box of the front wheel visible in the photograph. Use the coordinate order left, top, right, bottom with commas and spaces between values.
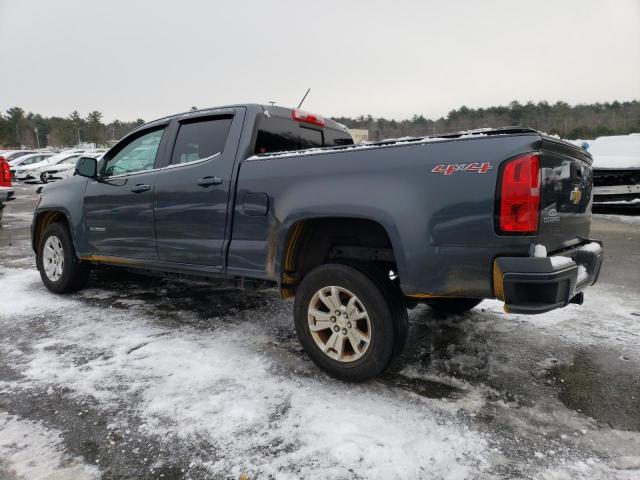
40, 172, 48, 183
293, 263, 408, 382
37, 222, 90, 293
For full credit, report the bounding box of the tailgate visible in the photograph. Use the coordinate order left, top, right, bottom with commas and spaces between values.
537, 138, 593, 252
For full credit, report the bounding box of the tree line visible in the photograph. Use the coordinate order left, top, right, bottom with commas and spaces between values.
334, 100, 640, 141
0, 108, 144, 148
1, 99, 638, 148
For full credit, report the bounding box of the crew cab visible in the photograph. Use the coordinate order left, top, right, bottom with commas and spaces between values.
32, 104, 604, 381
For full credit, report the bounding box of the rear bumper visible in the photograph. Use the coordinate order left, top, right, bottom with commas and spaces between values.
0, 188, 15, 204
493, 240, 604, 314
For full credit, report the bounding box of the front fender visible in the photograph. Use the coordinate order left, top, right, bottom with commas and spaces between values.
32, 176, 89, 255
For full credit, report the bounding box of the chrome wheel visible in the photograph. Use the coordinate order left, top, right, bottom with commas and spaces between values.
307, 286, 372, 362
42, 235, 64, 282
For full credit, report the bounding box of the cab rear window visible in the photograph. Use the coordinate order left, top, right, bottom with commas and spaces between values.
255, 116, 353, 154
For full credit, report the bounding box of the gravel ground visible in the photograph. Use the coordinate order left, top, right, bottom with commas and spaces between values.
1, 184, 639, 480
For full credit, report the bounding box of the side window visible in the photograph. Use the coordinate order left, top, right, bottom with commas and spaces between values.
58, 155, 79, 164
103, 129, 164, 177
23, 156, 42, 165
171, 117, 233, 165
254, 117, 324, 154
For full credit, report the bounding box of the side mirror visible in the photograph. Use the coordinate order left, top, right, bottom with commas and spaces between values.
75, 157, 97, 178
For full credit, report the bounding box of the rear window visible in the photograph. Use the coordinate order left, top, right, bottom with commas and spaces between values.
255, 116, 353, 154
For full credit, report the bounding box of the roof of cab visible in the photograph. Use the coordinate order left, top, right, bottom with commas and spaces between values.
138, 104, 348, 133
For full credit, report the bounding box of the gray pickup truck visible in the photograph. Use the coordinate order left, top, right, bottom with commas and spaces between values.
32, 104, 603, 381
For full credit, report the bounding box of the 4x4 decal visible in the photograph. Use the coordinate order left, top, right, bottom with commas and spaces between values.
431, 162, 492, 176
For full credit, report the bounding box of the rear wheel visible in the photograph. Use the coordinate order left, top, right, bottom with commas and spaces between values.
293, 263, 408, 382
427, 298, 482, 315
37, 222, 90, 293
40, 172, 48, 183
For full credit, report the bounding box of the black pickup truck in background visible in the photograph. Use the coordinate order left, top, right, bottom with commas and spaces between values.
32, 104, 603, 381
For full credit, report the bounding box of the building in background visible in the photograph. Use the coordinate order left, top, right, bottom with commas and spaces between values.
348, 129, 369, 144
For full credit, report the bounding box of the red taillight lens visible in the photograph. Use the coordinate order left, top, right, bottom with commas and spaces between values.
0, 158, 11, 186
498, 153, 540, 234
292, 109, 325, 127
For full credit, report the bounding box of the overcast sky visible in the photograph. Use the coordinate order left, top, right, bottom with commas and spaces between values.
1, 0, 639, 122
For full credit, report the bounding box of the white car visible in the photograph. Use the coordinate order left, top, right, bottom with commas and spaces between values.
1, 150, 36, 164
43, 152, 104, 183
10, 153, 55, 180
30, 152, 84, 183
14, 150, 93, 182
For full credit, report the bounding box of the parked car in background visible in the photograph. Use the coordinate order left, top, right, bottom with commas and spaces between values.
32, 153, 83, 183
45, 152, 104, 183
586, 134, 640, 208
10, 153, 55, 180
38, 152, 103, 183
21, 152, 83, 183
1, 150, 36, 164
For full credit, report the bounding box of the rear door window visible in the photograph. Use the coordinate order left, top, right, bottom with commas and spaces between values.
170, 117, 233, 165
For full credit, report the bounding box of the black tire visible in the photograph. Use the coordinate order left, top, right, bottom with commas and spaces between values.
337, 261, 408, 369
37, 222, 90, 293
427, 298, 482, 315
293, 263, 408, 382
40, 172, 48, 183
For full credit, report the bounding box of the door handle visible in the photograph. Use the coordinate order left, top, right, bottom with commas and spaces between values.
131, 184, 150, 193
198, 176, 223, 187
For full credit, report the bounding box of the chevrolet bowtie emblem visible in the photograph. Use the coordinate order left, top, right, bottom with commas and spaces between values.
570, 186, 582, 205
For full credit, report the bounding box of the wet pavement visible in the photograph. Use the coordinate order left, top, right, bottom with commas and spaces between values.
1, 184, 639, 479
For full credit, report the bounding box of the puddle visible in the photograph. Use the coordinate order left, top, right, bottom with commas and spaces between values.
383, 373, 464, 399
549, 349, 640, 431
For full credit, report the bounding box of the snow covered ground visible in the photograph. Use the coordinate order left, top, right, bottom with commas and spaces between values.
1, 185, 639, 479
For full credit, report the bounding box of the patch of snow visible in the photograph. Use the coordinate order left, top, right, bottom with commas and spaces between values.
597, 198, 640, 205
1, 268, 490, 479
481, 288, 640, 350
587, 135, 640, 169
0, 268, 72, 316
533, 244, 548, 257
0, 412, 100, 479
576, 265, 589, 284
580, 242, 603, 254
550, 256, 574, 268
594, 214, 640, 225
535, 458, 640, 480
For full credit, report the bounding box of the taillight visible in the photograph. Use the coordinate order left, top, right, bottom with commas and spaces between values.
0, 158, 11, 186
498, 152, 540, 234
292, 109, 325, 127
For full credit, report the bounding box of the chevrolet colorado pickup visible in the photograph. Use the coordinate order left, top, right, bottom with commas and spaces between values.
32, 104, 604, 381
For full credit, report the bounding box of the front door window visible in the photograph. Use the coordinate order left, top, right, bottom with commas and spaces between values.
102, 129, 164, 177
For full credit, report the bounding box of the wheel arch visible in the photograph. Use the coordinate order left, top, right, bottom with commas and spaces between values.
275, 213, 406, 299
32, 209, 77, 255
